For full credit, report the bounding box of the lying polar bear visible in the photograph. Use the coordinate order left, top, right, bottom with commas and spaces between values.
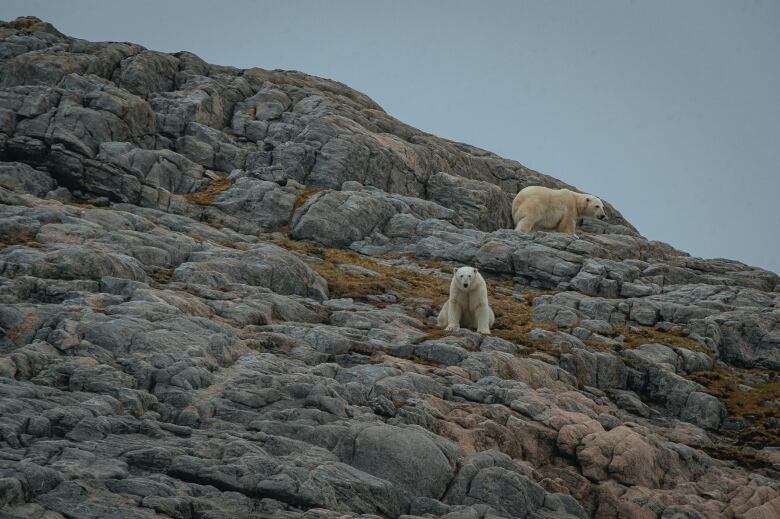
437, 266, 495, 335
512, 186, 607, 234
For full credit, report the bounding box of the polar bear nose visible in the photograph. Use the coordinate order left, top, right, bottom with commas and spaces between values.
463, 283, 469, 288
599, 214, 606, 220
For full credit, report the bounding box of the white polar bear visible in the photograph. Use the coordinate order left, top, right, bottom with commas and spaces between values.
512, 186, 607, 235
437, 266, 495, 335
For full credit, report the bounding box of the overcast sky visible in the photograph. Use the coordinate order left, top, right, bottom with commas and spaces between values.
3, 1, 779, 273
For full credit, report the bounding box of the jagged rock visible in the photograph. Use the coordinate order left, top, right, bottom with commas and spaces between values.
213, 177, 301, 231
173, 242, 328, 300
337, 424, 458, 500
559, 349, 628, 390
0, 162, 56, 197
426, 171, 513, 231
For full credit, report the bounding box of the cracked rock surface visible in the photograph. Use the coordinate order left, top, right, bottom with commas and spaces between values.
1, 16, 779, 519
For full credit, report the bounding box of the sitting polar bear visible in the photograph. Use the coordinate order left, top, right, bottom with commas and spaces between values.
512, 186, 607, 235
437, 266, 495, 335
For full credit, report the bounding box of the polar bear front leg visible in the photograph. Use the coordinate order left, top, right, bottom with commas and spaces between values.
437, 301, 450, 328
557, 216, 577, 235
515, 216, 539, 233
446, 301, 462, 330
475, 304, 492, 335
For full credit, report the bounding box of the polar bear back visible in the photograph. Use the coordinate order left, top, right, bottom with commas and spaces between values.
512, 186, 579, 229
512, 186, 605, 233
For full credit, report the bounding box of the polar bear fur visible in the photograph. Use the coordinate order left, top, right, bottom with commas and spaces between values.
512, 186, 607, 234
437, 266, 495, 335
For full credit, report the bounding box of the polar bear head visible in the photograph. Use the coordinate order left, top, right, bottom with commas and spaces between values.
581, 195, 607, 220
453, 266, 479, 290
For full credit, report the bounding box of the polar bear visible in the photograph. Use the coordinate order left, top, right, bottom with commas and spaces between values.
512, 186, 607, 234
437, 266, 495, 335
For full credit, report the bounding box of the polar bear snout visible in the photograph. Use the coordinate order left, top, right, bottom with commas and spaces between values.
598, 213, 607, 220
462, 282, 469, 288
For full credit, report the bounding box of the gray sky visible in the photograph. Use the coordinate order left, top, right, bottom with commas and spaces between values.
3, 1, 779, 273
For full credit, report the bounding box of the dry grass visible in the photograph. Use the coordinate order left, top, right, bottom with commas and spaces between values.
616, 325, 708, 353
148, 267, 174, 287
273, 237, 451, 303
578, 324, 709, 355
0, 231, 43, 250
702, 443, 775, 471
489, 290, 559, 353
185, 176, 233, 205
291, 187, 322, 213
273, 187, 322, 233
691, 366, 779, 449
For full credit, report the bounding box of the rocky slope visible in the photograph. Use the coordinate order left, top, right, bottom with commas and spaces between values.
0, 16, 778, 519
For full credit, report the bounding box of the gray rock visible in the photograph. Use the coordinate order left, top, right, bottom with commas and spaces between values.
624, 343, 680, 372
173, 242, 328, 300
675, 347, 713, 373
609, 389, 653, 418
414, 340, 469, 366
560, 349, 627, 390
338, 424, 458, 499
442, 451, 581, 518
0, 162, 56, 197
533, 303, 582, 328
426, 171, 513, 231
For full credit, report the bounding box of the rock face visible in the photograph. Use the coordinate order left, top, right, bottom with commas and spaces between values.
1, 16, 779, 519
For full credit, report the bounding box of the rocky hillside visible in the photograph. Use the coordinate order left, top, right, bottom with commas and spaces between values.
0, 16, 778, 519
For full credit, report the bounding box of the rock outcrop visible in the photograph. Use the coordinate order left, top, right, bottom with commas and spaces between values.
1, 16, 778, 519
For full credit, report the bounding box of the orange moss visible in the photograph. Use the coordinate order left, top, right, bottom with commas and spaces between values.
274, 237, 450, 302
691, 366, 779, 449
489, 291, 558, 354
148, 267, 174, 287
0, 231, 42, 250
615, 324, 708, 353
185, 176, 233, 205
292, 187, 322, 213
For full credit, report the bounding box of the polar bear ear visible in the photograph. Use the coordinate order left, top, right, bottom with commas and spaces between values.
585, 197, 591, 202
453, 267, 458, 274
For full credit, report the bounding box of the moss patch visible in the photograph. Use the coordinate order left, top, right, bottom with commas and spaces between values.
616, 325, 708, 353
291, 187, 322, 213
273, 237, 450, 302
273, 187, 322, 233
0, 231, 42, 250
185, 176, 233, 205
489, 289, 559, 354
148, 267, 174, 287
691, 366, 779, 449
